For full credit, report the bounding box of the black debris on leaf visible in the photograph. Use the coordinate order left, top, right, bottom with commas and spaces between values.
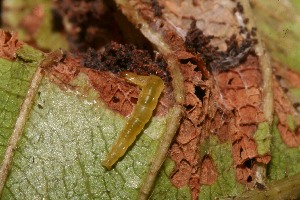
185, 20, 257, 72
82, 42, 170, 83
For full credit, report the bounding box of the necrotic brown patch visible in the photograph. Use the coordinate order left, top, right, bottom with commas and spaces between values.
171, 160, 193, 188
170, 55, 270, 198
45, 55, 80, 85
199, 156, 218, 185
169, 53, 209, 196
169, 13, 264, 197
80, 41, 174, 116
170, 54, 269, 198
213, 56, 270, 185
44, 52, 173, 117
83, 68, 173, 117
83, 69, 139, 116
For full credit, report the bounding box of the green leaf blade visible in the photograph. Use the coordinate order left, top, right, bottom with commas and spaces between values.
151, 159, 191, 200
199, 136, 244, 200
0, 51, 41, 162
268, 117, 300, 181
2, 74, 168, 199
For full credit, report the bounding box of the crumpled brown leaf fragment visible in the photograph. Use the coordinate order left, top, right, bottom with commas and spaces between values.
0, 30, 23, 60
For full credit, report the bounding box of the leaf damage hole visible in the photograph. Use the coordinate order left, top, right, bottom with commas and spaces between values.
243, 158, 255, 169
194, 86, 205, 102
239, 147, 243, 155
293, 102, 300, 113
247, 175, 253, 182
228, 78, 234, 85
130, 97, 138, 104
179, 57, 197, 66
112, 96, 120, 103
185, 105, 194, 112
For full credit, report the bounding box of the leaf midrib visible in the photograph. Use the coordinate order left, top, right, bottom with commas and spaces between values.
0, 66, 44, 193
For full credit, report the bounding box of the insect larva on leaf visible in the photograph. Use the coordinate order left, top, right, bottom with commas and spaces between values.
102, 72, 164, 170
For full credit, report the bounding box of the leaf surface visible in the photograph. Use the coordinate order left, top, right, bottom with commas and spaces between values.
1, 0, 300, 199
0, 46, 43, 162
0, 45, 172, 199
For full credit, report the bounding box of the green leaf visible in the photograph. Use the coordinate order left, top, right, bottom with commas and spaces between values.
254, 122, 271, 155
268, 116, 300, 181
151, 159, 191, 199
1, 0, 300, 198
199, 136, 244, 199
2, 77, 161, 198
252, 0, 300, 71
0, 45, 184, 199
289, 88, 300, 103
0, 45, 43, 162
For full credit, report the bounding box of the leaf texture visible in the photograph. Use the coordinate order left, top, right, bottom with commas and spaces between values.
0, 45, 171, 199
0, 0, 300, 199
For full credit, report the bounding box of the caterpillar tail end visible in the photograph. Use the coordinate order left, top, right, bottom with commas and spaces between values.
101, 159, 113, 170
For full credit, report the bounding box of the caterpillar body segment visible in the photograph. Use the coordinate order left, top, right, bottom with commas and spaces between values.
102, 72, 164, 169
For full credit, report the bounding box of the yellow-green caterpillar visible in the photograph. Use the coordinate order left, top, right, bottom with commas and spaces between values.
102, 72, 164, 170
